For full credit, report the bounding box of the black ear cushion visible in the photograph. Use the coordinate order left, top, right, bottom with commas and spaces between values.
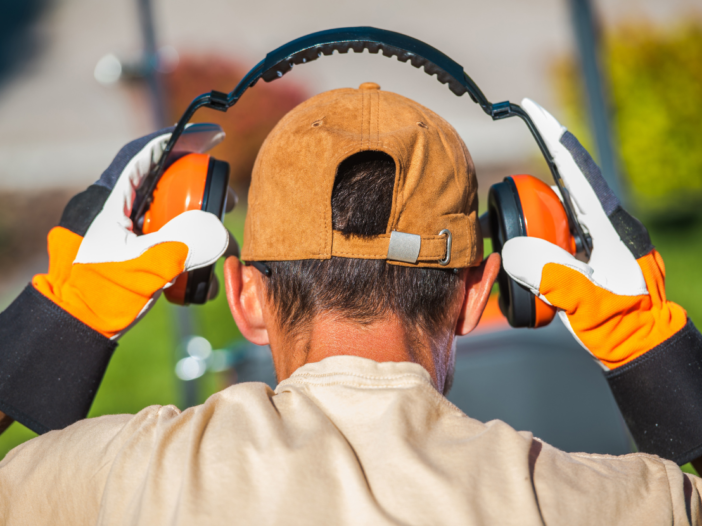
487, 177, 536, 328
183, 157, 231, 305
185, 266, 215, 305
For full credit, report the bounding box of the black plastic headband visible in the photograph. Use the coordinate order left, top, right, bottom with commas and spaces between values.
131, 26, 591, 256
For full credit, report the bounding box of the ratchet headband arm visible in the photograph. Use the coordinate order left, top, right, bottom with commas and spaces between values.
132, 26, 591, 256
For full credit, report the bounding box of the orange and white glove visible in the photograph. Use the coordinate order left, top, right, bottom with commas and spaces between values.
501, 99, 702, 465
33, 126, 229, 339
0, 126, 229, 434
503, 99, 687, 370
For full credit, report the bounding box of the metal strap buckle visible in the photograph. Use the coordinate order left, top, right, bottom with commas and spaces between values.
438, 229, 452, 266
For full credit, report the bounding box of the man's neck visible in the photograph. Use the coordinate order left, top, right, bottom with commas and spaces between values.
270, 314, 453, 391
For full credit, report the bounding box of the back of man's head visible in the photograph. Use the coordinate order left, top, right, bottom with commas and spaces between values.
263, 150, 465, 342
232, 83, 494, 390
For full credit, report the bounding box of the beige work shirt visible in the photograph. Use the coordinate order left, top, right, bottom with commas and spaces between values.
0, 356, 699, 525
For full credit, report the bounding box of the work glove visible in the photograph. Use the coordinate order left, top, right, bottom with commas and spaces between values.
502, 99, 687, 369
32, 126, 229, 339
501, 99, 702, 465
0, 126, 229, 434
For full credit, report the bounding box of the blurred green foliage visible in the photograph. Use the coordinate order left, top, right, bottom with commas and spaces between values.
553, 20, 702, 218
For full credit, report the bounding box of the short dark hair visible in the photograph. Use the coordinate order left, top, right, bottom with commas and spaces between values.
262, 151, 463, 339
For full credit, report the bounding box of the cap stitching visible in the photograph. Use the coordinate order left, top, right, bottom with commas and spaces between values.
331, 252, 445, 260
251, 156, 260, 256
376, 91, 380, 145
331, 253, 385, 258
374, 90, 380, 148
388, 139, 403, 233
368, 90, 373, 148
455, 137, 475, 264
332, 232, 449, 241
331, 251, 445, 260
361, 91, 366, 148
322, 181, 328, 256
361, 89, 366, 150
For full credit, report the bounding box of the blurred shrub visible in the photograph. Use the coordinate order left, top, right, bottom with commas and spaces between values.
553, 20, 702, 219
163, 54, 308, 190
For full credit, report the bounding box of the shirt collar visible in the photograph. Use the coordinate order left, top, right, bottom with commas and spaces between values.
277, 355, 437, 391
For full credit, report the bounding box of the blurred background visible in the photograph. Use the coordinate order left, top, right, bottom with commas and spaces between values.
0, 0, 701, 472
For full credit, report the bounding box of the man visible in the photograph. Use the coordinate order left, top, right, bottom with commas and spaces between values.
0, 83, 701, 524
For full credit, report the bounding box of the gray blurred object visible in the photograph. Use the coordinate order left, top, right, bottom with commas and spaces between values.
0, 0, 50, 90
174, 308, 199, 408
175, 339, 277, 388
215, 319, 632, 456
94, 0, 179, 119
136, 0, 167, 127
448, 319, 631, 455
568, 0, 623, 200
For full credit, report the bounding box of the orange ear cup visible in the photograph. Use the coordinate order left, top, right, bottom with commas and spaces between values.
511, 175, 576, 327
142, 153, 210, 233
142, 153, 210, 305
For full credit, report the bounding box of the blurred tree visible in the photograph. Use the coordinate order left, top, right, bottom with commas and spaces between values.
162, 54, 308, 191
553, 20, 702, 220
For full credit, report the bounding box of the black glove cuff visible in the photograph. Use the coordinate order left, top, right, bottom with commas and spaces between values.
605, 319, 702, 465
0, 285, 117, 434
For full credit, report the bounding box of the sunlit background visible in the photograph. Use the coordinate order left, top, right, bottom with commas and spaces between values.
1, 0, 700, 472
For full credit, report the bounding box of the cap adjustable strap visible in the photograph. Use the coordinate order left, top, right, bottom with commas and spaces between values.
387, 231, 421, 263
331, 230, 448, 264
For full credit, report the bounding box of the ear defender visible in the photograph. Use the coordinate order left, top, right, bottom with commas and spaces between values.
141, 152, 231, 305
487, 175, 576, 328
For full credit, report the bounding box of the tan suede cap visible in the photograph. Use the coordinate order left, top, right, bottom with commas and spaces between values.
242, 82, 481, 269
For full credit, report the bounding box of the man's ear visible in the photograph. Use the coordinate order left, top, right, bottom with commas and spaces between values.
223, 257, 270, 345
455, 252, 501, 336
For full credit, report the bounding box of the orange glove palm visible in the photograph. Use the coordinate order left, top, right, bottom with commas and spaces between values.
33, 228, 188, 338
521, 242, 686, 369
